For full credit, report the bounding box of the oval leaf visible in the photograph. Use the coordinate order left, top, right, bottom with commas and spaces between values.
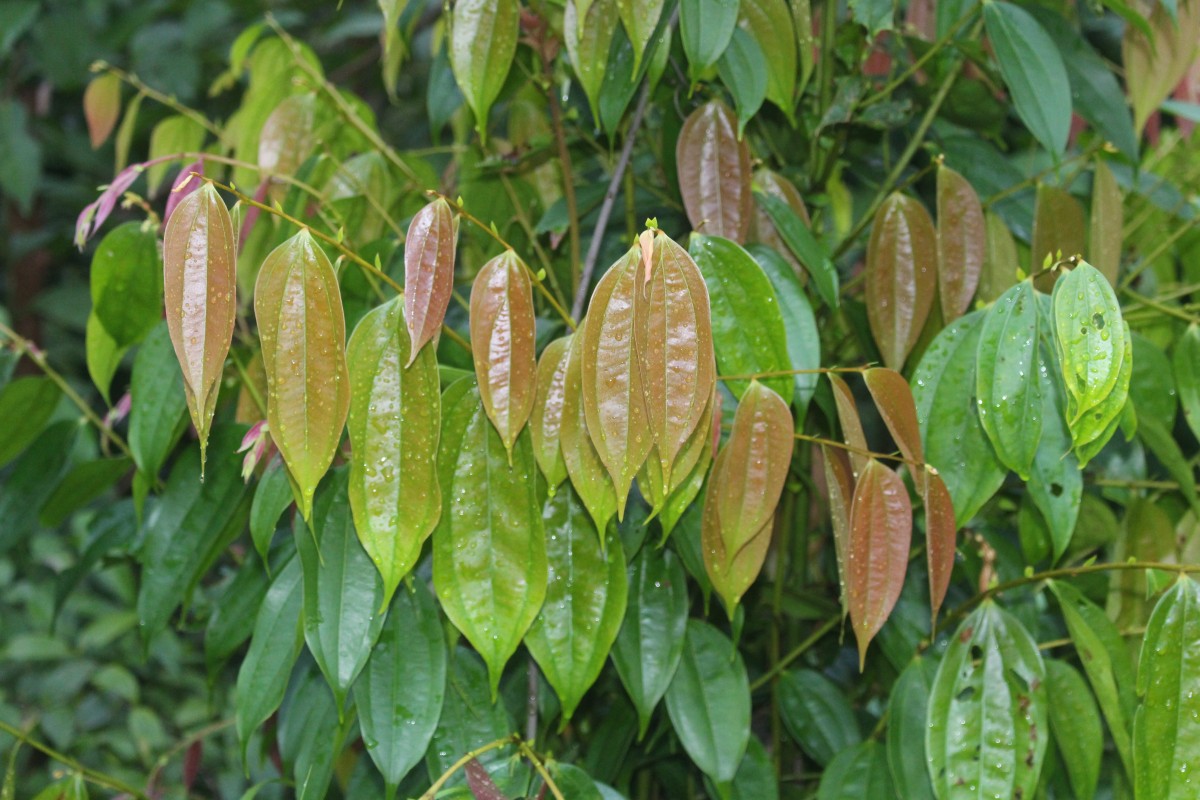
780, 669, 862, 767
865, 193, 937, 371
449, 0, 519, 139
404, 197, 458, 363
83, 73, 121, 149
676, 100, 753, 242
936, 164, 984, 322
975, 280, 1041, 479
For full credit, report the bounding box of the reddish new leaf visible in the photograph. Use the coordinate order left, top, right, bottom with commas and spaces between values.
1031, 183, 1085, 289
676, 100, 753, 242
936, 164, 984, 321
924, 470, 957, 627
83, 73, 121, 149
865, 193, 936, 371
821, 444, 854, 618
470, 250, 537, 459
829, 374, 869, 478
847, 459, 912, 668
863, 367, 926, 492
531, 336, 571, 490
562, 325, 619, 534
404, 197, 459, 363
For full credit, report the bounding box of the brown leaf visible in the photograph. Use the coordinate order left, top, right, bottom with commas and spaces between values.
936, 164, 984, 322
1124, 0, 1200, 135
924, 470, 957, 627
562, 324, 619, 534
977, 211, 1018, 304
865, 193, 936, 371
464, 758, 510, 800
821, 444, 854, 618
84, 74, 121, 149
1031, 183, 1085, 290
404, 197, 459, 363
1089, 159, 1123, 287
862, 367, 926, 492
163, 182, 237, 472
470, 250, 538, 459
828, 374, 869, 478
531, 336, 571, 490
676, 100, 753, 242
847, 459, 912, 668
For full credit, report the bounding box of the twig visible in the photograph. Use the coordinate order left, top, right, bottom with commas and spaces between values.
749, 617, 839, 691
858, 3, 981, 108
95, 62, 228, 146
0, 719, 149, 800
517, 740, 566, 800
419, 736, 514, 800
717, 365, 871, 381
794, 433, 925, 470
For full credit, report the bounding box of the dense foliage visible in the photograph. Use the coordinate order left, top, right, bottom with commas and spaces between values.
3, 0, 1200, 798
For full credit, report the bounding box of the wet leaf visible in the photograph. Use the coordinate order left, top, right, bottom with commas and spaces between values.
404, 199, 458, 365
128, 322, 188, 482
863, 367, 925, 489
1124, 0, 1200, 135
258, 94, 316, 179
817, 741, 894, 799
680, 0, 740, 81
565, 0, 619, 125
90, 222, 163, 351
205, 548, 277, 678
250, 458, 293, 567
1027, 336, 1081, 562
923, 472, 957, 626
1051, 261, 1127, 430
346, 296, 441, 606
426, 648, 516, 789
1031, 184, 1085, 280
1175, 324, 1200, 443
935, 164, 984, 322
433, 379, 547, 699
738, 0, 797, 122
717, 28, 768, 136
254, 229, 351, 521
749, 244, 820, 419
449, 0, 519, 139
655, 387, 717, 538
1044, 660, 1101, 800
532, 337, 571, 490
163, 182, 237, 472
617, 0, 665, 75
562, 328, 619, 533
1089, 159, 1123, 286
865, 193, 937, 371
975, 281, 1041, 479
887, 658, 937, 800
779, 669, 862, 767
977, 211, 1018, 304
0, 377, 61, 469
755, 191, 839, 309
83, 73, 121, 149
676, 100, 753, 242
822, 445, 854, 618
829, 374, 869, 478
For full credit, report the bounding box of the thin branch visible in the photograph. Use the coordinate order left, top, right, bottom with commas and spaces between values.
717, 365, 871, 381
539, 36, 582, 293
0, 719, 149, 800
95, 62, 228, 146
517, 740, 566, 800
749, 617, 839, 692
858, 3, 981, 108
794, 432, 926, 470
419, 737, 514, 800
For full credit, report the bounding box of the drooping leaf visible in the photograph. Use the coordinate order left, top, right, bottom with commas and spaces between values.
821, 444, 854, 617
730, 736, 779, 800
83, 73, 121, 149
1027, 336, 1081, 562
679, 0, 740, 81
887, 658, 937, 800
738, 0, 798, 122
1089, 159, 1123, 286
617, 0, 665, 75
532, 336, 571, 490
865, 193, 937, 371
755, 191, 839, 309
163, 182, 237, 472
779, 669, 862, 767
1139, 414, 1200, 519
0, 377, 61, 469
749, 170, 811, 273
829, 374, 869, 478
433, 380, 547, 698
863, 367, 925, 488
676, 100, 753, 242
565, 0, 619, 126
817, 741, 894, 799
254, 229, 351, 521
935, 164, 984, 322
250, 458, 293, 567
128, 322, 188, 482
975, 281, 1041, 479
85, 312, 126, 405
1044, 660, 1102, 800
562, 327, 619, 533
404, 197, 458, 363
91, 221, 163, 347
346, 295, 441, 606
749, 244, 821, 419
205, 548, 279, 678
258, 94, 316, 180
1030, 184, 1085, 279
425, 648, 517, 790
655, 389, 716, 538
1174, 324, 1200, 443
716, 28, 768, 136
1130, 332, 1176, 425
449, 0, 520, 140
37, 456, 132, 528
1123, 0, 1200, 135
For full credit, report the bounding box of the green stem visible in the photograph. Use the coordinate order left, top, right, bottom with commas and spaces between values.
419, 736, 515, 800
859, 3, 981, 108
0, 719, 149, 800
750, 617, 839, 692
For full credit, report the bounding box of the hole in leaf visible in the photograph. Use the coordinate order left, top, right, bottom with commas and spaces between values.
1092, 313, 1105, 329
1050, 483, 1063, 497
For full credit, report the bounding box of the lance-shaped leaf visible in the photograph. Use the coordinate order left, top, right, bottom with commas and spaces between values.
532, 337, 571, 490
128, 322, 188, 483
636, 233, 716, 486
1031, 184, 1085, 280
779, 669, 861, 767
254, 230, 351, 521
846, 459, 912, 668
1028, 335, 1081, 561
936, 164, 984, 322
866, 193, 936, 371
863, 367, 925, 489
617, 0, 665, 75
887, 659, 938, 800
449, 0, 519, 140
926, 602, 1048, 800
471, 250, 537, 460
819, 742, 894, 797
923, 472, 957, 627
1089, 159, 1123, 286
91, 221, 162, 347
1045, 660, 1102, 800
346, 296, 441, 608
163, 182, 237, 471
749, 169, 810, 272
717, 28, 768, 136
258, 94, 316, 179
702, 381, 793, 614
829, 374, 869, 478
1051, 261, 1127, 423
739, 0, 798, 122
1071, 324, 1131, 468
822, 445, 854, 618
582, 248, 653, 519
676, 101, 753, 242
426, 649, 516, 790
565, 0, 619, 125
1175, 324, 1200, 443
1134, 577, 1200, 799
562, 327, 619, 533
433, 380, 547, 699
525, 486, 628, 722
404, 197, 458, 364
975, 281, 1041, 479
750, 244, 820, 419
977, 211, 1018, 304
755, 191, 839, 310
680, 0, 740, 80
652, 387, 716, 537
83, 73, 121, 149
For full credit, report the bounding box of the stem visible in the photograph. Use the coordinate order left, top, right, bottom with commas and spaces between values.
750, 617, 839, 692
498, 173, 571, 310
793, 432, 924, 469
1120, 288, 1200, 325
517, 740, 566, 800
419, 737, 515, 800
982, 143, 1103, 209
859, 3, 981, 108
1120, 211, 1200, 289
0, 719, 149, 800
540, 41, 582, 294
717, 365, 870, 381
526, 660, 540, 744
96, 62, 227, 146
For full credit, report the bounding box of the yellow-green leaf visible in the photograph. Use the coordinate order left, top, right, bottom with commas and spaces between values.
449, 0, 520, 140
531, 337, 571, 491
565, 0, 619, 126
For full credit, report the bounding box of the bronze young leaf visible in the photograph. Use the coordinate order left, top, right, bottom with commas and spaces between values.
935, 164, 984, 322
404, 197, 458, 365
561, 325, 620, 536
865, 193, 936, 371
531, 336, 571, 491
676, 100, 753, 242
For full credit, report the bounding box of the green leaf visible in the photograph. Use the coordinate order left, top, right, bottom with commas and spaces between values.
1139, 414, 1200, 518
848, 0, 893, 39
1134, 577, 1200, 800
975, 281, 1041, 479
690, 234, 793, 403
748, 245, 820, 420
449, 0, 519, 139
612, 546, 689, 738
525, 486, 628, 722
680, 0, 740, 80
818, 741, 894, 799
730, 736, 778, 800
1044, 660, 1102, 800
433, 379, 547, 699
664, 620, 751, 787
983, 1, 1072, 156
250, 459, 293, 568
90, 221, 162, 347
0, 99, 41, 215
617, 0, 666, 76
355, 579, 446, 799
565, 0, 619, 127
926, 602, 1047, 800
295, 469, 386, 716
779, 669, 861, 767
912, 309, 1007, 526
426, 648, 516, 790
205, 550, 278, 678
738, 0, 797, 122
1175, 324, 1200, 443
38, 456, 132, 528
716, 28, 767, 136
553, 764, 604, 799
887, 659, 937, 800
755, 192, 839, 309
1027, 336, 1081, 562
0, 376, 61, 469
128, 322, 188, 481
85, 312, 127, 405
146, 115, 206, 194
279, 664, 350, 800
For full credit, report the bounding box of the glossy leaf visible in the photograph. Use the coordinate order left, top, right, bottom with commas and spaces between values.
716, 28, 767, 136
249, 459, 293, 567
655, 389, 716, 539
562, 328, 619, 533
863, 367, 925, 488
983, 1, 1071, 155
738, 0, 797, 122
1089, 159, 1123, 286
887, 659, 937, 800
977, 211, 1018, 304
779, 669, 862, 767
0, 422, 77, 556
85, 312, 126, 405
433, 380, 547, 698
829, 374, 869, 478
821, 444, 854, 617
163, 182, 237, 472
565, 0, 619, 125
91, 221, 162, 347
346, 296, 441, 605
0, 377, 60, 469
935, 164, 984, 322
525, 486, 628, 721
1044, 660, 1101, 800
923, 472, 957, 626
258, 94, 315, 179
926, 602, 1047, 800
1027, 337, 1081, 562
354, 579, 446, 799
975, 281, 1041, 478
128, 322, 188, 481
755, 192, 839, 309
680, 0, 740, 80
205, 549, 278, 678
1130, 332, 1176, 425
749, 170, 810, 274
425, 648, 516, 789
1175, 324, 1200, 443
1031, 184, 1085, 278
664, 620, 751, 788
83, 72, 120, 148
449, 0, 519, 139
865, 193, 937, 370
617, 0, 665, 75
846, 459, 912, 666
749, 244, 820, 417
612, 546, 688, 738
403, 197, 458, 363
1051, 261, 1127, 424
532, 336, 571, 490
676, 101, 753, 242
730, 736, 779, 800
278, 663, 350, 800
1124, 0, 1200, 135
254, 230, 351, 521
818, 741, 894, 799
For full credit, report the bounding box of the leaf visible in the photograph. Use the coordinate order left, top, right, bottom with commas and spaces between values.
680, 0, 740, 80
278, 663, 350, 800
379, 0, 412, 98
403, 197, 458, 364
822, 445, 855, 618
1124, 0, 1200, 135
433, 380, 547, 699
657, 389, 718, 539
206, 547, 279, 678
738, 0, 797, 122
582, 248, 653, 518
975, 281, 1041, 479
258, 94, 316, 179
1044, 660, 1102, 800
532, 337, 571, 490
426, 648, 516, 789
1139, 414, 1200, 518
1134, 577, 1200, 799
865, 193, 937, 370
748, 244, 820, 418
146, 115, 206, 195
779, 669, 862, 767
863, 367, 925, 487
91, 221, 162, 347
562, 328, 619, 533
0, 422, 77, 556
37, 456, 132, 528
346, 296, 441, 606
887, 659, 937, 800
977, 211, 1018, 304
717, 28, 768, 136
1031, 185, 1085, 280
0, 377, 60, 469
912, 309, 1006, 525
552, 765, 603, 800
983, 1, 1072, 155
923, 472, 957, 626
926, 602, 1048, 800
1089, 160, 1123, 286
0, 99, 40, 215
565, 0, 619, 125
83, 73, 121, 149
936, 165, 984, 322
354, 579, 446, 799
676, 100, 753, 242
617, 0, 665, 75
612, 546, 689, 738
846, 459, 912, 667
1175, 324, 1200, 443
730, 736, 778, 800
702, 381, 793, 614
525, 486, 628, 721
817, 741, 894, 799
163, 182, 237, 472
449, 0, 519, 139
85, 312, 127, 405
755, 192, 839, 309
128, 322, 188, 482
1131, 332, 1176, 425
1026, 326, 1082, 562
664, 620, 751, 788
690, 235, 793, 403
254, 229, 351, 521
